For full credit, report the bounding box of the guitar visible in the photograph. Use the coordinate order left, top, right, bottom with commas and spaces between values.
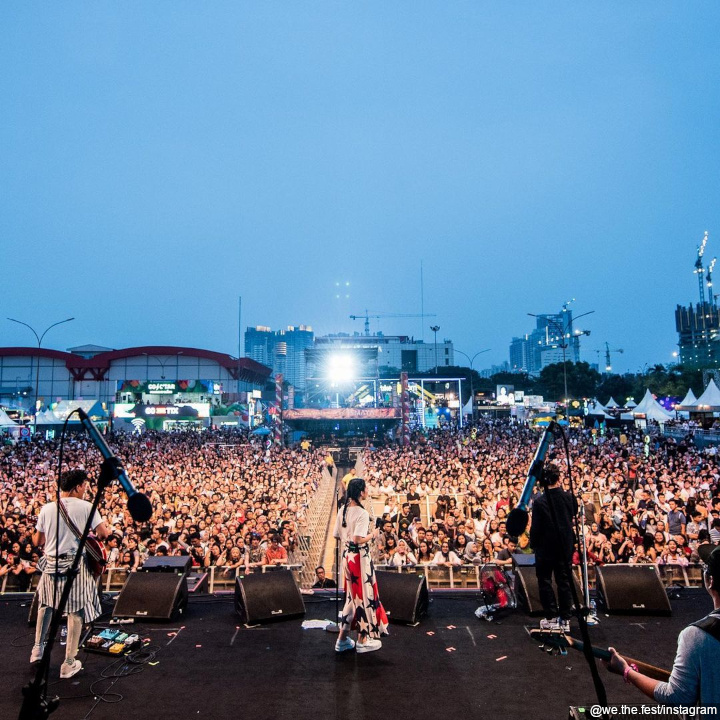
59, 499, 108, 580
529, 629, 671, 682
84, 535, 108, 580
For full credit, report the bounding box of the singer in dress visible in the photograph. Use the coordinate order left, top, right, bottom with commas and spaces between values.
31, 469, 111, 678
333, 477, 389, 654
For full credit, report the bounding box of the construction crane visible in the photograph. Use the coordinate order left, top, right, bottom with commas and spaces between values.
349, 310, 436, 336
695, 231, 709, 305
603, 342, 624, 372
707, 257, 717, 309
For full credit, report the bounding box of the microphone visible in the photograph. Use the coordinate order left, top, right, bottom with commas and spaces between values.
506, 421, 556, 537
78, 408, 153, 522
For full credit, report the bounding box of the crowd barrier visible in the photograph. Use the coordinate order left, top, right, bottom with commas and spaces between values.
0, 563, 706, 595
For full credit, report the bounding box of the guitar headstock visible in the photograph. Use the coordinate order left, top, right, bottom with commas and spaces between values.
528, 628, 572, 655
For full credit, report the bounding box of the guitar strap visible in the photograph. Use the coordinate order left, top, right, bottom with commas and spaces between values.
58, 499, 103, 564
691, 611, 720, 643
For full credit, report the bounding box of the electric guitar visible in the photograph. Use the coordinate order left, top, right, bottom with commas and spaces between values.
529, 629, 671, 682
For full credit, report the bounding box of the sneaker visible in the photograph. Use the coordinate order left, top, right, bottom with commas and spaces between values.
474, 605, 492, 621
355, 638, 382, 654
30, 643, 45, 664
335, 637, 356, 653
539, 618, 560, 631
60, 659, 82, 679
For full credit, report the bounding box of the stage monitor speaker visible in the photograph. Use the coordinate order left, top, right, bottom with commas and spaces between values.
141, 555, 191, 575
113, 572, 188, 621
376, 571, 429, 624
28, 589, 39, 626
514, 566, 582, 616
234, 570, 305, 624
595, 564, 671, 616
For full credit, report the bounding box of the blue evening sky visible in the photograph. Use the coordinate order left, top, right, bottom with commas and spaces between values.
2, 2, 719, 374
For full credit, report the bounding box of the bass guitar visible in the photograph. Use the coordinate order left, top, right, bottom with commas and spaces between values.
529, 629, 671, 682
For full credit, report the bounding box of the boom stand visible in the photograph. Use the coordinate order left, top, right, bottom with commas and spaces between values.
540, 458, 609, 715
19, 458, 120, 720
579, 502, 598, 625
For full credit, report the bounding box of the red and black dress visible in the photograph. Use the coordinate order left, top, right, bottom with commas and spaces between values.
333, 505, 389, 641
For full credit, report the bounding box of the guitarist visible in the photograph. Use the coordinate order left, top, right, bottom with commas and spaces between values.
31, 469, 111, 679
605, 543, 720, 707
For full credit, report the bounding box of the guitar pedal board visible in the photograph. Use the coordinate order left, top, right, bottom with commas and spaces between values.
82, 626, 142, 655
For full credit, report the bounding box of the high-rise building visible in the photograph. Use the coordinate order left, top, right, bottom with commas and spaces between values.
244, 325, 314, 389
509, 309, 586, 374
675, 304, 720, 369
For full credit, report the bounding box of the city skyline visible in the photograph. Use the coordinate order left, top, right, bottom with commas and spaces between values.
2, 4, 719, 374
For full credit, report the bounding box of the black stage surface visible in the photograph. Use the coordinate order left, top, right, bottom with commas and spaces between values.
1, 589, 713, 720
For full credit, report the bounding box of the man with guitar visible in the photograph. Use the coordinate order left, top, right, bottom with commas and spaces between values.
31, 469, 111, 679
605, 543, 720, 707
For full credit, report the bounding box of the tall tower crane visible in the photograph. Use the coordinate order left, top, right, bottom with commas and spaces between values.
604, 342, 624, 372
707, 257, 717, 309
349, 310, 436, 337
695, 231, 709, 305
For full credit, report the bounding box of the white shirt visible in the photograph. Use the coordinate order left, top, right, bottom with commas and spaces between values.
333, 504, 370, 545
36, 497, 103, 557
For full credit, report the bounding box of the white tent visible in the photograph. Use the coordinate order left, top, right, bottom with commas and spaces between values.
605, 397, 619, 408
0, 408, 18, 427
625, 398, 637, 409
693, 379, 720, 410
587, 401, 611, 418
632, 389, 673, 422
675, 388, 698, 417
35, 409, 60, 425
53, 400, 108, 421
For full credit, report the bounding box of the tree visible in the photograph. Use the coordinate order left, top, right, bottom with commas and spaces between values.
597, 374, 635, 405
534, 362, 601, 402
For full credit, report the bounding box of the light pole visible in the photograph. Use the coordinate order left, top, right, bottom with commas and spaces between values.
528, 309, 594, 405
7, 316, 75, 434
454, 348, 491, 419
430, 325, 440, 375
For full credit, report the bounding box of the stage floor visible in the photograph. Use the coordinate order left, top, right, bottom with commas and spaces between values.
1, 590, 713, 720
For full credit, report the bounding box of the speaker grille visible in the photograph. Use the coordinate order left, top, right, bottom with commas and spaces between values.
114, 572, 188, 621
376, 571, 429, 624
234, 570, 305, 624
596, 564, 671, 615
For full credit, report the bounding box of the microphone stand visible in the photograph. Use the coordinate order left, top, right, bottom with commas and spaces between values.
19, 458, 119, 720
579, 502, 598, 625
542, 425, 609, 717
326, 471, 342, 633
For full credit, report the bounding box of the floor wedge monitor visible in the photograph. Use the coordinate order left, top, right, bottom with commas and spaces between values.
234, 570, 305, 624
514, 566, 582, 616
376, 571, 429, 624
113, 572, 188, 621
596, 564, 671, 615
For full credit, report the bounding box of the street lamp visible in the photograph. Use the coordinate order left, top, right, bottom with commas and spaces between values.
430, 325, 440, 375
528, 309, 594, 404
454, 348, 491, 419
7, 316, 75, 434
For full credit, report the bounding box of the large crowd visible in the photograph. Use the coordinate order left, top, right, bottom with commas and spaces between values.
0, 428, 325, 589
1, 419, 720, 589
359, 420, 720, 570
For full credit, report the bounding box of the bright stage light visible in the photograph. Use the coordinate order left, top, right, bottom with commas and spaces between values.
327, 353, 356, 383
